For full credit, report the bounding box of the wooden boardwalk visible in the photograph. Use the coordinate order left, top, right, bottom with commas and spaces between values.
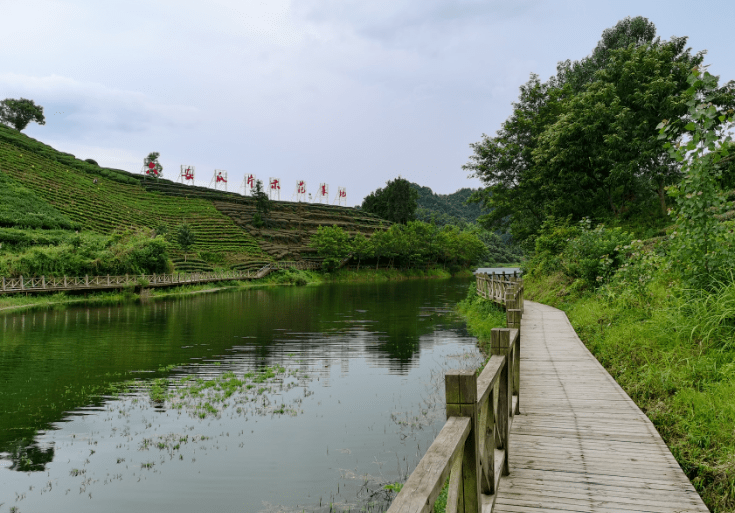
495, 301, 708, 513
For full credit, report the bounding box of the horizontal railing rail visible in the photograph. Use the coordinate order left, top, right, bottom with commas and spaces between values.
0, 261, 323, 295
387, 272, 523, 513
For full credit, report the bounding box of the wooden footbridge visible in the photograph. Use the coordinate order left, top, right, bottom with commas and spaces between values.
388, 272, 708, 513
0, 260, 321, 295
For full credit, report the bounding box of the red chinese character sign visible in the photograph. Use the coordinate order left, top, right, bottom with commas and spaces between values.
141, 152, 163, 178
293, 180, 306, 202
241, 173, 256, 195
210, 169, 228, 191
316, 183, 329, 203
334, 186, 346, 206
269, 177, 281, 200
179, 165, 195, 185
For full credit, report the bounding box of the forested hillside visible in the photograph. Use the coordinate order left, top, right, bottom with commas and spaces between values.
411, 183, 484, 226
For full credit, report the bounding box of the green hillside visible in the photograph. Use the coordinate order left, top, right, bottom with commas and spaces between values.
0, 125, 384, 277
411, 183, 485, 226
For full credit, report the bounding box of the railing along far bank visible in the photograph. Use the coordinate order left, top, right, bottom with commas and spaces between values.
0, 261, 322, 295
387, 272, 523, 513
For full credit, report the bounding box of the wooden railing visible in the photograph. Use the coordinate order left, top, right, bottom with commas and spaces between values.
0, 260, 323, 295
387, 272, 523, 513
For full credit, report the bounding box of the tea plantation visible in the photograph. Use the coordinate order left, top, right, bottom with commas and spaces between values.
0, 126, 384, 277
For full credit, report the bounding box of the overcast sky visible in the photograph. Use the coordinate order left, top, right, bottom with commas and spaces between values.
2, 0, 733, 206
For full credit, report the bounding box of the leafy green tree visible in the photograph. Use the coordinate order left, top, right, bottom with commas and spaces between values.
176, 223, 196, 262
0, 98, 46, 132
310, 225, 352, 271
556, 16, 657, 93
361, 177, 418, 224
466, 17, 734, 242
351, 232, 373, 270
252, 179, 270, 227
658, 67, 735, 286
465, 75, 568, 241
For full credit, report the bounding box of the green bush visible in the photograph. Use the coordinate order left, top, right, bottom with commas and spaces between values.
0, 230, 170, 277
525, 217, 633, 289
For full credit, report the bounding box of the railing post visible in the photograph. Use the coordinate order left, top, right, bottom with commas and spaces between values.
20, 275, 24, 290
42, 275, 46, 289
2, 276, 4, 291
491, 329, 512, 476
85, 275, 89, 286
445, 370, 481, 512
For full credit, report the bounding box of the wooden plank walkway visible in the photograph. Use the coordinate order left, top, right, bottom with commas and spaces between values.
494, 301, 708, 513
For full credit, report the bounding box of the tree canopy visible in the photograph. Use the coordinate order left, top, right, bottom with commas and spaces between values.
0, 98, 46, 132
361, 177, 418, 224
465, 16, 735, 243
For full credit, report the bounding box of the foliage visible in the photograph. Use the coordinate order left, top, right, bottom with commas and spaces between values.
309, 225, 352, 271
0, 98, 46, 132
253, 179, 269, 213
466, 17, 735, 243
350, 232, 372, 270
361, 177, 418, 224
0, 229, 170, 277
175, 223, 196, 261
0, 172, 80, 230
525, 217, 634, 289
556, 16, 658, 93
0, 124, 138, 185
411, 183, 484, 226
457, 283, 507, 355
658, 67, 735, 288
0, 133, 264, 267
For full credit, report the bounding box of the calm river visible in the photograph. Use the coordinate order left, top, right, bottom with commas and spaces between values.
0, 278, 482, 512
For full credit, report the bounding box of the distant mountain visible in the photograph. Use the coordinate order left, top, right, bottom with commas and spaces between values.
410, 183, 485, 226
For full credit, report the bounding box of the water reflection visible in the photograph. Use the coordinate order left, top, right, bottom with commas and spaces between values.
0, 278, 480, 512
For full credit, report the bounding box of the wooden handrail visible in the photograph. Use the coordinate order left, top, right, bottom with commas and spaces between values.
388, 273, 523, 512
0, 261, 323, 295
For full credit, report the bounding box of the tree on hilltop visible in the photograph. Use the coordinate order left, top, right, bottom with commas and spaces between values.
361, 177, 418, 224
0, 98, 46, 132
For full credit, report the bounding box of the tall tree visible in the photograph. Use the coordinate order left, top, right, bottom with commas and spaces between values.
466, 17, 735, 242
464, 76, 569, 241
0, 98, 46, 132
361, 177, 418, 224
176, 223, 196, 262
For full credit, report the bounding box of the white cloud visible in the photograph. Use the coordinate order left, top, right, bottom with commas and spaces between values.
0, 73, 200, 138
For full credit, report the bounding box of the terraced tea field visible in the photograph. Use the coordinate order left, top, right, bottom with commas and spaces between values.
0, 127, 386, 270
0, 140, 264, 262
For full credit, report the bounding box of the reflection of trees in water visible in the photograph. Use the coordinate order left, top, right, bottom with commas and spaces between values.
8, 439, 55, 472
0, 278, 473, 477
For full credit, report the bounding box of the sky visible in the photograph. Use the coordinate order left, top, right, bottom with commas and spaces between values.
2, 0, 734, 207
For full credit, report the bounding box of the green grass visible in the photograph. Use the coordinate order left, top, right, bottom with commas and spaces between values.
525, 272, 735, 512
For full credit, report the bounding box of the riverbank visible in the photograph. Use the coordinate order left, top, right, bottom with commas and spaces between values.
0, 266, 470, 315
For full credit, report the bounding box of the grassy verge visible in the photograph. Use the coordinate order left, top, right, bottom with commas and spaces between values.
525, 272, 735, 512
